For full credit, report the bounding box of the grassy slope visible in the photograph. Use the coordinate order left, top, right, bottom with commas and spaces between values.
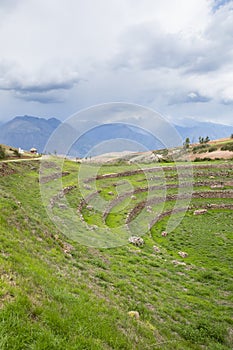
0, 160, 232, 349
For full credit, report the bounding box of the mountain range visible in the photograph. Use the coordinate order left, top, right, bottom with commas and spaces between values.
0, 116, 60, 153
0, 115, 232, 156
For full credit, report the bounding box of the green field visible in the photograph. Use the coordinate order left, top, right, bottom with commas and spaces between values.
0, 158, 232, 349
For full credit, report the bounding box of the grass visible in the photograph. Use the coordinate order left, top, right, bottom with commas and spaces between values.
0, 159, 232, 349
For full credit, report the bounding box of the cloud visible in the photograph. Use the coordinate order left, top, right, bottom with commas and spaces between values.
212, 0, 233, 12
166, 91, 212, 105
107, 0, 233, 116
113, 4, 233, 74
0, 62, 80, 103
0, 78, 80, 93
14, 92, 65, 104
0, 0, 233, 125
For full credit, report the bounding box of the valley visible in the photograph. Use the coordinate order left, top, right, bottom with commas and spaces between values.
0, 155, 232, 349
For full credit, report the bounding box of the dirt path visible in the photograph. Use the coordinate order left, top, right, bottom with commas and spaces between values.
0, 157, 41, 163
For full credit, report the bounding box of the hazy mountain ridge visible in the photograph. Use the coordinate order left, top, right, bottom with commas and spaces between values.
176, 122, 233, 143
0, 115, 232, 155
0, 116, 61, 152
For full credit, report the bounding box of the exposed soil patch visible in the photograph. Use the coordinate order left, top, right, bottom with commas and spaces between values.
0, 163, 17, 177
127, 190, 233, 223
40, 171, 70, 184
102, 181, 232, 221
49, 185, 77, 209
84, 163, 233, 183
190, 150, 233, 161
148, 203, 233, 228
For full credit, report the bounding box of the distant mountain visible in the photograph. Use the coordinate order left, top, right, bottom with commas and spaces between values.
176, 122, 233, 143
0, 116, 232, 155
0, 116, 61, 152
0, 116, 164, 155
70, 123, 163, 157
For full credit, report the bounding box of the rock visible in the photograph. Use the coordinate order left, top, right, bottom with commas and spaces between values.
58, 203, 68, 209
108, 191, 114, 195
128, 236, 144, 247
128, 249, 141, 254
194, 209, 207, 215
172, 260, 186, 266
210, 184, 224, 189
153, 245, 160, 253
62, 242, 74, 254
178, 251, 188, 258
146, 206, 152, 213
86, 205, 93, 210
131, 195, 136, 200
128, 311, 140, 320
161, 231, 168, 237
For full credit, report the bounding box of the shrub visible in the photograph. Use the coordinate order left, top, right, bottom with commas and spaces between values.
0, 145, 6, 159
13, 149, 21, 157
180, 320, 226, 344
193, 144, 209, 154
208, 146, 218, 152
221, 143, 233, 152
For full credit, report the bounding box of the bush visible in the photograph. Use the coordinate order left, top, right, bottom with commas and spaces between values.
221, 143, 233, 152
208, 146, 218, 153
13, 149, 21, 157
180, 320, 226, 344
194, 157, 211, 162
0, 145, 6, 159
193, 144, 209, 154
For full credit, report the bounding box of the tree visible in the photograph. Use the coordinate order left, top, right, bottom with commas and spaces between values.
231, 134, 233, 139
199, 136, 210, 144
183, 137, 190, 149
0, 145, 6, 159
199, 136, 204, 144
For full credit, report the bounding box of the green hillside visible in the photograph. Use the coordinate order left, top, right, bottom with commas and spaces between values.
0, 158, 232, 349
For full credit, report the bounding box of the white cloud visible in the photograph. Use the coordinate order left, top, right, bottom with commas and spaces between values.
0, 0, 233, 125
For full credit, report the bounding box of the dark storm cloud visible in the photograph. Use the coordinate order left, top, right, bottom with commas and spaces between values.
0, 72, 80, 103
0, 78, 80, 94
14, 92, 65, 104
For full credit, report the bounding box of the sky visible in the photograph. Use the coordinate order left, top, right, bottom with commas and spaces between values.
0, 0, 233, 125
